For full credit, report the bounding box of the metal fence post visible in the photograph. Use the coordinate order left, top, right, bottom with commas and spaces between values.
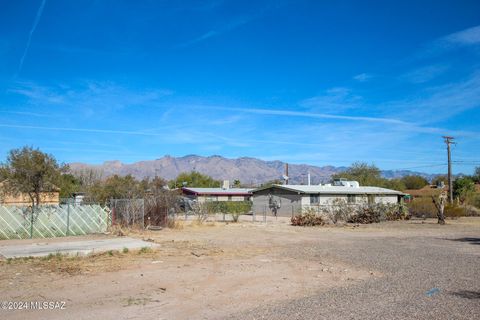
263, 206, 267, 223
165, 207, 168, 227
66, 199, 70, 236
142, 199, 145, 229
30, 206, 34, 239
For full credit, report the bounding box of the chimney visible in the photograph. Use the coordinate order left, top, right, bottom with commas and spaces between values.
222, 180, 230, 190
285, 163, 289, 185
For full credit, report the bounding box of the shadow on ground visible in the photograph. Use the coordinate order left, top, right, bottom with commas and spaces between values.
451, 290, 480, 299
447, 237, 480, 245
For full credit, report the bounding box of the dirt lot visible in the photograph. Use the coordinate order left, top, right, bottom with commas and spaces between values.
0, 217, 479, 320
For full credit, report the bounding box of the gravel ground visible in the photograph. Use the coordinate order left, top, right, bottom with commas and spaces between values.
228, 223, 480, 320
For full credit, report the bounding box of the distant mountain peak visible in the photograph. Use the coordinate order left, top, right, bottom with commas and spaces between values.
69, 155, 438, 185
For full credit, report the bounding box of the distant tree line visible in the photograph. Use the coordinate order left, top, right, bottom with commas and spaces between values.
331, 162, 431, 191
1, 147, 479, 208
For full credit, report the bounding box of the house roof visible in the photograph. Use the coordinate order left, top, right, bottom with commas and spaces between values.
252, 184, 404, 195
181, 187, 253, 196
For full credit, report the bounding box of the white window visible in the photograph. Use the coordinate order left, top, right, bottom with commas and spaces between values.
310, 194, 320, 204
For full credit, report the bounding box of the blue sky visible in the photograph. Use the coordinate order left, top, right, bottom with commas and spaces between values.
0, 0, 479, 174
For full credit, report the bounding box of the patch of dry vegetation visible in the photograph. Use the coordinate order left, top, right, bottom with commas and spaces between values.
0, 247, 160, 276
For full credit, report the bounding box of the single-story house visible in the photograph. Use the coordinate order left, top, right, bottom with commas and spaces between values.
0, 180, 60, 206
251, 181, 405, 216
181, 187, 253, 203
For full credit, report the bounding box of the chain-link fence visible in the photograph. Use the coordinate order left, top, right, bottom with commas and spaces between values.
109, 199, 145, 227
0, 204, 110, 240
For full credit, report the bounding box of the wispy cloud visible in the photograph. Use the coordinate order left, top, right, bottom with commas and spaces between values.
300, 87, 362, 113
392, 71, 480, 124
177, 17, 252, 48
8, 81, 174, 118
0, 123, 166, 136
444, 25, 480, 46
353, 73, 373, 82
400, 64, 449, 84
415, 24, 480, 59
208, 115, 243, 125
18, 0, 46, 75
0, 110, 52, 117
219, 106, 408, 125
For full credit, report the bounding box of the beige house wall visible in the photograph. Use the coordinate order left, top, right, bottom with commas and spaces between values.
195, 195, 249, 203
304, 194, 399, 206
0, 191, 60, 206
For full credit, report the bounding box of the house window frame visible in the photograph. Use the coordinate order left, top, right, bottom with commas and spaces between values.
310, 194, 320, 205
347, 194, 356, 204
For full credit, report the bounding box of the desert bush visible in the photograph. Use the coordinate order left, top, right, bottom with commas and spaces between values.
231, 211, 241, 222
293, 202, 409, 226
166, 218, 184, 229
407, 197, 438, 218
291, 208, 325, 226
444, 204, 465, 219
138, 246, 152, 254
463, 205, 480, 216
191, 202, 214, 224
204, 201, 252, 214
466, 193, 480, 209
408, 196, 479, 218
347, 205, 382, 223
319, 200, 408, 224
381, 203, 410, 221
323, 199, 356, 223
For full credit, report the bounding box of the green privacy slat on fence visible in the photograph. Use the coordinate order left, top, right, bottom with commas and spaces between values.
0, 205, 111, 240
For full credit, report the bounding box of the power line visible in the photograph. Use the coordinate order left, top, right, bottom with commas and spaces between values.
394, 163, 447, 171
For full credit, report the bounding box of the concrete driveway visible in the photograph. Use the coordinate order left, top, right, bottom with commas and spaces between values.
0, 236, 158, 258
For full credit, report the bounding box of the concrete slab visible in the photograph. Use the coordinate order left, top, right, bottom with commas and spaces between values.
0, 237, 158, 258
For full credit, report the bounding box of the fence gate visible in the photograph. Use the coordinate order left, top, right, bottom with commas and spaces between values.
144, 197, 169, 227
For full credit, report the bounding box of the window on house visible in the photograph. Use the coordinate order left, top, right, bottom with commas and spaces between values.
347, 194, 356, 204
310, 194, 320, 204
228, 195, 232, 201
368, 195, 375, 204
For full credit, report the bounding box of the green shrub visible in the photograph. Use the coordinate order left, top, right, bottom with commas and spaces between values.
319, 200, 408, 224
445, 204, 466, 218
231, 211, 241, 223
138, 246, 152, 254
204, 201, 252, 214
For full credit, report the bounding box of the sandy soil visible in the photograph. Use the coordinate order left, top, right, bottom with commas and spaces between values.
0, 217, 479, 320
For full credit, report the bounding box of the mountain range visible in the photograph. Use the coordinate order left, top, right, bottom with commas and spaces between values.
69, 155, 440, 186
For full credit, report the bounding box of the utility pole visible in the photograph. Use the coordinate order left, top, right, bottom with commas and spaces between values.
443, 136, 455, 204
